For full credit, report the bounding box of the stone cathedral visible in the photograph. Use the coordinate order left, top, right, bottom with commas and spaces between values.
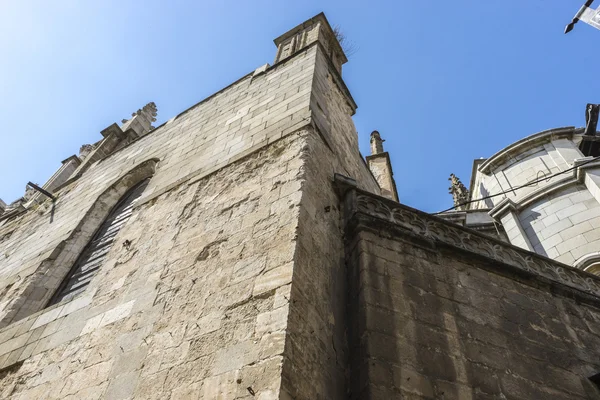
1, 12, 600, 400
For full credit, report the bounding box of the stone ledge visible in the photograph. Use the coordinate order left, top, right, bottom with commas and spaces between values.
339, 182, 600, 304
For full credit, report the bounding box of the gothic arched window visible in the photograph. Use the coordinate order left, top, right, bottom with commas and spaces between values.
47, 178, 150, 306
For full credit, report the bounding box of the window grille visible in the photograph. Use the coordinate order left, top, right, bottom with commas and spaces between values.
48, 178, 149, 306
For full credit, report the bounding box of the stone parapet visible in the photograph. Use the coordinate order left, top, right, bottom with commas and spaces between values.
341, 180, 600, 304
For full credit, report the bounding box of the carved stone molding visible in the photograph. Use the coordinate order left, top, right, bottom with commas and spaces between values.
348, 188, 600, 299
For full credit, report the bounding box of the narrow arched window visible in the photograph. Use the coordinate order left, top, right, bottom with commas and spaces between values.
48, 178, 150, 306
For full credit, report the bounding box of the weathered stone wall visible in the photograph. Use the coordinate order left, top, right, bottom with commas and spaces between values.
0, 13, 386, 399
0, 43, 318, 327
0, 133, 308, 399
279, 44, 379, 399
0, 33, 335, 397
345, 190, 600, 399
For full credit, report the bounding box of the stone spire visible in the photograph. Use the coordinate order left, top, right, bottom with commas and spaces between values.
120, 102, 158, 137
448, 174, 469, 210
366, 130, 398, 202
370, 131, 385, 155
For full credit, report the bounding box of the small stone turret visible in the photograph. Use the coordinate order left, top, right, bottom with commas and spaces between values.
366, 130, 398, 202
448, 173, 469, 210
370, 130, 384, 155
273, 12, 347, 75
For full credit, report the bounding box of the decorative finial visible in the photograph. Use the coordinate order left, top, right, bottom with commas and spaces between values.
137, 102, 158, 122
370, 131, 385, 155
448, 174, 469, 210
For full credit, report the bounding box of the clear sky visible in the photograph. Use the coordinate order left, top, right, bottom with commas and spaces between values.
1, 1, 598, 212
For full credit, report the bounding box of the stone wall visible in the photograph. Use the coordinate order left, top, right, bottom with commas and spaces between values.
519, 185, 600, 264
0, 32, 333, 397
344, 188, 600, 399
0, 43, 318, 327
0, 133, 308, 399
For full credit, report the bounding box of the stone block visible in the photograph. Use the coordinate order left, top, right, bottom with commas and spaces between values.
0, 331, 31, 357
539, 219, 573, 240
211, 341, 260, 376
559, 221, 593, 241
105, 370, 141, 400
555, 235, 588, 255
252, 263, 293, 296
570, 206, 600, 225
80, 313, 104, 337
30, 305, 64, 331
99, 300, 136, 327
255, 306, 288, 337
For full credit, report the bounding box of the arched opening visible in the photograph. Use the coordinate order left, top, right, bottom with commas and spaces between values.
585, 262, 600, 277
574, 252, 600, 277
48, 178, 150, 306
0, 159, 158, 327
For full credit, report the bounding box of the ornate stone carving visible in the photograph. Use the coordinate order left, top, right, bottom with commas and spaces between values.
134, 102, 158, 122
352, 190, 600, 298
448, 173, 469, 210
79, 144, 95, 160
121, 102, 158, 134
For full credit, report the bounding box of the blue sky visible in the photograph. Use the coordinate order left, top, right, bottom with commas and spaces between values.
1, 1, 598, 212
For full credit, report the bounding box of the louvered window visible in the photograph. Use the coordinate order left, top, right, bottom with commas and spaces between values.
48, 178, 149, 306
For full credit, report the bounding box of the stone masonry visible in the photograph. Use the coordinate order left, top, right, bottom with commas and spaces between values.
2, 11, 600, 400
0, 13, 382, 399
342, 185, 600, 399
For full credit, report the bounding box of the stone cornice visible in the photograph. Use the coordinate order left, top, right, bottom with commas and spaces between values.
339, 182, 600, 302
478, 127, 578, 175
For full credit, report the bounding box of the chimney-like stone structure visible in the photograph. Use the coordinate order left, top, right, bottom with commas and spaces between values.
273, 12, 347, 75
370, 130, 385, 154
366, 130, 398, 201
